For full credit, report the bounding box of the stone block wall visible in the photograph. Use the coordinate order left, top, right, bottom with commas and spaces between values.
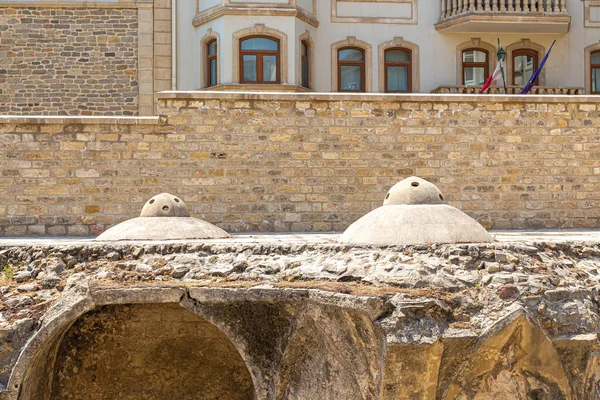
0, 7, 139, 116
1, 92, 600, 235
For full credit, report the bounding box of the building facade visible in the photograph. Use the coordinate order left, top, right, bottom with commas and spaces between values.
185, 0, 600, 94
2, 0, 600, 117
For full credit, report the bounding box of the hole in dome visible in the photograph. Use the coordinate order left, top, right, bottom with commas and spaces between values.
385, 192, 390, 200
162, 206, 169, 212
411, 182, 420, 187
149, 199, 155, 204
439, 194, 444, 201
174, 198, 180, 203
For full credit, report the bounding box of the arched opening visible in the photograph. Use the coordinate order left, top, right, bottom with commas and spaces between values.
18, 304, 254, 400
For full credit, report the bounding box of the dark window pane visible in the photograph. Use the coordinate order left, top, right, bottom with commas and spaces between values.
592, 52, 600, 64
243, 55, 257, 81
387, 66, 408, 91
463, 50, 487, 63
514, 55, 535, 86
262, 55, 277, 82
241, 37, 278, 51
386, 50, 410, 63
208, 41, 217, 56
302, 58, 309, 88
340, 65, 362, 91
209, 59, 217, 86
593, 68, 600, 92
464, 67, 486, 86
301, 42, 307, 57
339, 49, 363, 62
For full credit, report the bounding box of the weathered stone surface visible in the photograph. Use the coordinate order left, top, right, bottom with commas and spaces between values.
51, 304, 254, 399
384, 176, 446, 205
0, 238, 600, 399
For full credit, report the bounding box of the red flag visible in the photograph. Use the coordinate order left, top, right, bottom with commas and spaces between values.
481, 60, 503, 92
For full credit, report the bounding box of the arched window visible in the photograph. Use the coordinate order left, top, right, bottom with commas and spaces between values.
591, 51, 600, 94
462, 48, 488, 86
240, 36, 280, 84
206, 39, 217, 88
301, 40, 309, 88
513, 49, 538, 86
338, 47, 365, 92
384, 48, 411, 93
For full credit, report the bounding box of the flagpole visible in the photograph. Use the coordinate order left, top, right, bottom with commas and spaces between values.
497, 39, 507, 94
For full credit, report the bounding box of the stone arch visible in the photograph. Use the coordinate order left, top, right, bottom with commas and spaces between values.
331, 36, 373, 92
378, 37, 420, 93
584, 42, 600, 94
455, 38, 497, 86
506, 39, 546, 86
9, 288, 258, 400
298, 30, 315, 90
232, 24, 289, 84
201, 29, 220, 89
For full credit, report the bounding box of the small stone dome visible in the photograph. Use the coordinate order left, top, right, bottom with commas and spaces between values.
383, 176, 446, 206
140, 193, 190, 218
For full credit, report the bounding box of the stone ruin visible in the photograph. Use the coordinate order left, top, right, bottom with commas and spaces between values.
0, 180, 599, 399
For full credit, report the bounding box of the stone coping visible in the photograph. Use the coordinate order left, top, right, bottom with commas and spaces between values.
0, 116, 160, 125
2, 230, 600, 247
156, 90, 600, 103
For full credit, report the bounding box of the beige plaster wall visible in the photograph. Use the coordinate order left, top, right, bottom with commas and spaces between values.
183, 0, 600, 93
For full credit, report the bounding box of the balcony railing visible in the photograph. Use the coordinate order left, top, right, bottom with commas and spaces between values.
436, 0, 571, 33
432, 86, 584, 95
440, 0, 567, 19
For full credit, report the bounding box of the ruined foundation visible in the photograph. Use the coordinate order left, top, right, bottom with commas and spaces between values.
1, 235, 600, 399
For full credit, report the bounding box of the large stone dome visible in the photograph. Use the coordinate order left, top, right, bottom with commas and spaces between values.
341, 177, 493, 246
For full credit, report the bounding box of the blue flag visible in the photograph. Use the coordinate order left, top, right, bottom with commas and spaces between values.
520, 40, 556, 94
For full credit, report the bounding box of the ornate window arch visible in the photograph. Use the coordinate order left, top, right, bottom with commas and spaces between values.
298, 30, 314, 90
506, 39, 545, 86
201, 29, 220, 89
456, 39, 496, 86
232, 24, 288, 84
585, 43, 600, 94
331, 37, 372, 92
378, 37, 419, 93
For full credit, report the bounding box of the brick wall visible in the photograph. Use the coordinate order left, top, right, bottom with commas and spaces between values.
1, 92, 600, 235
0, 6, 139, 116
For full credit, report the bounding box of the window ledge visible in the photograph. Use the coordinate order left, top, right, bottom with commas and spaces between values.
202, 84, 311, 93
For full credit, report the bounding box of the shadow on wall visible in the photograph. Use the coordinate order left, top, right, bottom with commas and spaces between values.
20, 304, 254, 400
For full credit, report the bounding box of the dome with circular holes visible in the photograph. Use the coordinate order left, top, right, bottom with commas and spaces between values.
384, 176, 446, 205
341, 177, 493, 246
140, 193, 190, 218
96, 193, 229, 241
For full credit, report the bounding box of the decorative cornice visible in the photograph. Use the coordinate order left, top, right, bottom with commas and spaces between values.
193, 5, 319, 28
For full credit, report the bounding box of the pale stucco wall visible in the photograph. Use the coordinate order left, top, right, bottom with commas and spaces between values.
183, 0, 600, 93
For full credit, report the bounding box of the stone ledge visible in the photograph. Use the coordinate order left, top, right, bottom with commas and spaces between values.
0, 1, 153, 8
0, 116, 160, 125
156, 90, 600, 104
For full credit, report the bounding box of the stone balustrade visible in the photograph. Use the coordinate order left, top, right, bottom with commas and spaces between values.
432, 85, 585, 95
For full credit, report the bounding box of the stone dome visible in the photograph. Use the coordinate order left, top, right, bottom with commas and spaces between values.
384, 176, 446, 205
140, 193, 190, 217
341, 177, 493, 246
96, 193, 229, 241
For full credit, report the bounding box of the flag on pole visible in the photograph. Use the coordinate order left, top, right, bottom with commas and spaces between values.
520, 40, 556, 95
480, 59, 504, 92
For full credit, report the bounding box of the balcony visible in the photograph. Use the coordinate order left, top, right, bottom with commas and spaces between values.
435, 0, 571, 34
432, 85, 584, 95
